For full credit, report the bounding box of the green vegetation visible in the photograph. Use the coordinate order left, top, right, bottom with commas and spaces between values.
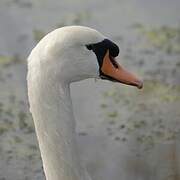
14, 135, 22, 143
0, 54, 22, 66
101, 80, 180, 151
100, 103, 108, 108
0, 56, 11, 65
0, 118, 13, 135
107, 111, 118, 118
133, 24, 180, 54
0, 93, 36, 160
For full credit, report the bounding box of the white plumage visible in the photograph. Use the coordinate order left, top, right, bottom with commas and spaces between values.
27, 26, 105, 180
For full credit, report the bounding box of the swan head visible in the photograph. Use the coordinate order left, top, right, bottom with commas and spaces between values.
28, 26, 143, 88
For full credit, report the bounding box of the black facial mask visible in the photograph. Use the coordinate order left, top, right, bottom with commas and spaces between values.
86, 39, 120, 68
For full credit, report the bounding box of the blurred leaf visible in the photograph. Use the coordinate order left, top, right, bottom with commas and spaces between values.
107, 111, 118, 118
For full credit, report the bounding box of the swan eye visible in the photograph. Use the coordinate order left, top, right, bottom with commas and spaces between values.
86, 44, 93, 50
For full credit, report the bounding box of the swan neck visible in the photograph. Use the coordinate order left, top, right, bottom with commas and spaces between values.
29, 82, 86, 180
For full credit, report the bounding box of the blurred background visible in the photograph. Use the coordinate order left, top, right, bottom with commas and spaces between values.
0, 0, 180, 179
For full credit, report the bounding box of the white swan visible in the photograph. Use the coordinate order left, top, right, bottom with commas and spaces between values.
27, 26, 143, 180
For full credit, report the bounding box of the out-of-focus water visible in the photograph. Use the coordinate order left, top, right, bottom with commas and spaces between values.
0, 0, 180, 180
0, 0, 179, 56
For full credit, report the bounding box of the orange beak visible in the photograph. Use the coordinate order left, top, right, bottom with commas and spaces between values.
101, 50, 143, 89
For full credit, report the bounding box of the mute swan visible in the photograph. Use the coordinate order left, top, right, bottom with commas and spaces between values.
27, 26, 143, 180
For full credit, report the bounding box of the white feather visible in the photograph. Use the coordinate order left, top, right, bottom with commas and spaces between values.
27, 26, 105, 180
